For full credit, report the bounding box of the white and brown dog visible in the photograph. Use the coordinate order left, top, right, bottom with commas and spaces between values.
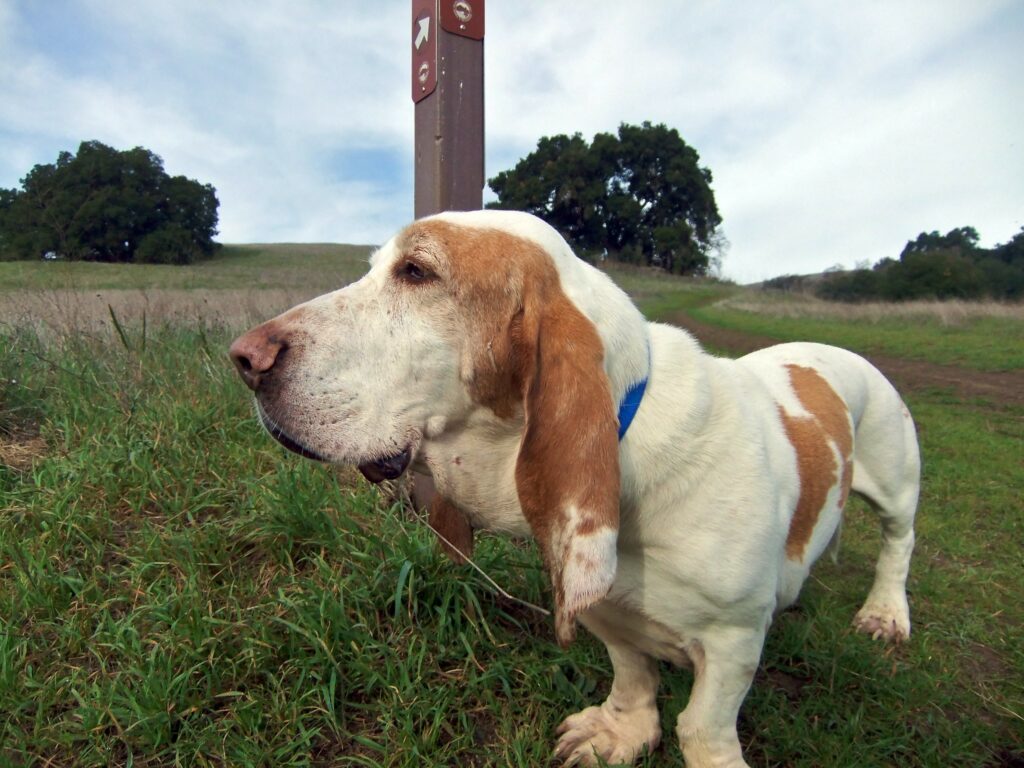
230, 210, 919, 767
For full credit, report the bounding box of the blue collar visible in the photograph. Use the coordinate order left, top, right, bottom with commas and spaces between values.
616, 352, 650, 441
616, 377, 647, 440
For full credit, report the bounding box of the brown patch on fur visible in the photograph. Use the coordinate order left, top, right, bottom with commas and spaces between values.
428, 494, 475, 564
397, 221, 529, 418
400, 219, 620, 645
780, 364, 854, 562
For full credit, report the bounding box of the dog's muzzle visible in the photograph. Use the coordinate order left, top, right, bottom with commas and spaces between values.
256, 402, 328, 462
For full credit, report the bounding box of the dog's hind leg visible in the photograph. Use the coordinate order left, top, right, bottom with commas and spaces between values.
850, 392, 920, 642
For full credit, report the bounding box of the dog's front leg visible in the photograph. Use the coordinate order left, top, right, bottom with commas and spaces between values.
554, 615, 662, 766
675, 625, 765, 768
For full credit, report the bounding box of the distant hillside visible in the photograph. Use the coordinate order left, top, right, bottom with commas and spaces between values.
0, 243, 377, 292
759, 226, 1024, 301
750, 270, 833, 292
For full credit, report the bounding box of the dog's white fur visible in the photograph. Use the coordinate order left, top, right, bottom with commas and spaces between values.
231, 210, 919, 767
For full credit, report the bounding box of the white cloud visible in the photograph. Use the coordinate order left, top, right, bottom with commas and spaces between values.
485, 0, 1023, 281
1, 0, 1020, 282
0, 0, 416, 249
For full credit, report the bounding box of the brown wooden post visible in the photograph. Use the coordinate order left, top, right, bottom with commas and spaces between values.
410, 0, 485, 509
412, 0, 485, 216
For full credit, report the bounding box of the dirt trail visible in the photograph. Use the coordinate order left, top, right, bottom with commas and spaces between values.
665, 311, 1024, 409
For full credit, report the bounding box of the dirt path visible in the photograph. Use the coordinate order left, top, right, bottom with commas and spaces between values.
664, 311, 1024, 409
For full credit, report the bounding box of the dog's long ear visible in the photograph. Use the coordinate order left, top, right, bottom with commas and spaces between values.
414, 219, 619, 645
514, 277, 620, 647
428, 494, 474, 564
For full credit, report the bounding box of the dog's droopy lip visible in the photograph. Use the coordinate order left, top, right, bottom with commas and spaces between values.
257, 403, 328, 462
256, 401, 414, 481
357, 448, 412, 484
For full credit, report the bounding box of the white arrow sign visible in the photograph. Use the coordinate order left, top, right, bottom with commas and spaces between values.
415, 16, 430, 50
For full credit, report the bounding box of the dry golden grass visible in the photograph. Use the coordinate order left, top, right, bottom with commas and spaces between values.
0, 287, 319, 340
0, 433, 48, 471
722, 292, 1024, 327
0, 243, 376, 341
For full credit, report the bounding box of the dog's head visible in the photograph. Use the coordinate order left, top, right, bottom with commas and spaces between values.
229, 210, 648, 644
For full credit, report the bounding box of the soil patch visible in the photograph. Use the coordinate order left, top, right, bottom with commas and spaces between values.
666, 312, 1024, 409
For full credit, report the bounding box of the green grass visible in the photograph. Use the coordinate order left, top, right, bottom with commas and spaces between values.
0, 244, 375, 292
1, 266, 1021, 765
690, 302, 1024, 372
602, 263, 737, 318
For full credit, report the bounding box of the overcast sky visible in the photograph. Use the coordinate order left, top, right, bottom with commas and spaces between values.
1, 1, 1021, 283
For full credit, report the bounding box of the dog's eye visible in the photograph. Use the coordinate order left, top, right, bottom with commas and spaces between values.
399, 260, 432, 282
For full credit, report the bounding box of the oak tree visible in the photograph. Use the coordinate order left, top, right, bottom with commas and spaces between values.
0, 141, 219, 264
488, 122, 723, 275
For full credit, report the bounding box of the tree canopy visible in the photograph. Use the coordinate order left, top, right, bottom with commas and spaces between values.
0, 141, 219, 264
812, 226, 1024, 301
487, 122, 723, 275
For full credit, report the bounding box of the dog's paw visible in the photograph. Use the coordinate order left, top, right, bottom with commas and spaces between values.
554, 704, 660, 766
853, 603, 910, 642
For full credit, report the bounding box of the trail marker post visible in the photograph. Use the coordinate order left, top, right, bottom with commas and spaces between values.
412, 0, 485, 217
410, 0, 485, 510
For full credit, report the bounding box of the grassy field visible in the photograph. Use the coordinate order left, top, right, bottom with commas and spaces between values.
1, 249, 1022, 766
687, 292, 1024, 372
0, 244, 375, 291
0, 245, 375, 342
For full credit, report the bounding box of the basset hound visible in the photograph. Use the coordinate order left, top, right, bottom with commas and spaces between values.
229, 210, 919, 767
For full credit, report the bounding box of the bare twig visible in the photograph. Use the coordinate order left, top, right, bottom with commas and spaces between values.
403, 503, 551, 618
